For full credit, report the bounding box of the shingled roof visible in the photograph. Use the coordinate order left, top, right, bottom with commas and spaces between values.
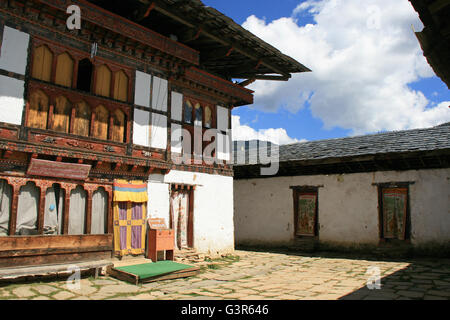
279, 122, 450, 162
234, 123, 450, 179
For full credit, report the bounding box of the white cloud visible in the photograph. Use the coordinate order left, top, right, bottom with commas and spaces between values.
231, 115, 304, 145
242, 0, 450, 135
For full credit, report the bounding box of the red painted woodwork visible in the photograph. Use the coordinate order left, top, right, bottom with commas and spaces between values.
27, 158, 91, 180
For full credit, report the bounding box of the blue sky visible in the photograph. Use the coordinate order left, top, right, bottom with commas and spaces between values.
203, 0, 450, 143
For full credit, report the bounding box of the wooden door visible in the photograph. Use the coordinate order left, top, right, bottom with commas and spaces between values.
294, 191, 318, 237
382, 188, 408, 240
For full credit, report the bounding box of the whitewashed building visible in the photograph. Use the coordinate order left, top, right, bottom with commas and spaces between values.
234, 124, 450, 255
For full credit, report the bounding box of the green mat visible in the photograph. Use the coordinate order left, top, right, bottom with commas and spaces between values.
114, 261, 195, 279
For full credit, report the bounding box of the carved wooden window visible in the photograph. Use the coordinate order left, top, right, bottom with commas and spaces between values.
379, 187, 409, 241
111, 109, 125, 143
113, 70, 128, 102
73, 100, 91, 137
55, 52, 74, 88
28, 90, 49, 129
76, 58, 93, 92
52, 95, 71, 133
184, 100, 193, 124
95, 65, 112, 98
0, 179, 13, 236
32, 45, 53, 82
92, 105, 109, 140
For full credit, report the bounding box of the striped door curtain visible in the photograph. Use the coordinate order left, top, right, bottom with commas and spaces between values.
113, 180, 148, 256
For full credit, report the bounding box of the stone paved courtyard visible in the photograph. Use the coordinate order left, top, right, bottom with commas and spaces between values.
1, 249, 449, 300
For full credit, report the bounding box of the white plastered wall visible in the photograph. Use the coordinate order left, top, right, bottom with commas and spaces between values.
234, 169, 450, 246
148, 170, 235, 256
0, 26, 29, 75
0, 76, 25, 125
0, 26, 29, 125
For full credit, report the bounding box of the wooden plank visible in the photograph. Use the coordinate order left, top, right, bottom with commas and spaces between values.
0, 246, 113, 258
0, 259, 112, 279
0, 251, 112, 268
0, 234, 113, 251
107, 266, 139, 285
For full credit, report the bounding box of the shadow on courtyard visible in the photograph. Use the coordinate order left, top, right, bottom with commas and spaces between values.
237, 245, 450, 300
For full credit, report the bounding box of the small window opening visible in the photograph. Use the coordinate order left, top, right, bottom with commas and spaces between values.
76, 58, 93, 92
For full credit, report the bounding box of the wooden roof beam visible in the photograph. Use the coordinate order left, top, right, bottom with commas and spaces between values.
148, 0, 291, 77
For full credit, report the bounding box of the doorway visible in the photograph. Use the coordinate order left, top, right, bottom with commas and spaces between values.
170, 186, 194, 249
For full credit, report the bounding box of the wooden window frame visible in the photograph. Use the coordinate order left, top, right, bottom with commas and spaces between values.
291, 186, 320, 239
30, 37, 133, 104
0, 175, 113, 238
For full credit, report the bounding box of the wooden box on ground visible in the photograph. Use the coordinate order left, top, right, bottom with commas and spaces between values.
146, 218, 174, 262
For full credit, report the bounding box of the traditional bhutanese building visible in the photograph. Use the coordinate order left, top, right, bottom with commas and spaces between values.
0, 0, 309, 268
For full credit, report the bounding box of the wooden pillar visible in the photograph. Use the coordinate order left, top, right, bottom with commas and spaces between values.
8, 186, 20, 236
69, 106, 76, 134
37, 186, 46, 234
108, 114, 114, 141
107, 189, 113, 234
47, 103, 55, 131
85, 190, 93, 234
72, 60, 79, 90
188, 188, 194, 248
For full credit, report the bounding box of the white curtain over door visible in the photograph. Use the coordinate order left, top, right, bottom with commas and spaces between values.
44, 186, 64, 235
91, 188, 108, 234
171, 191, 189, 249
16, 182, 39, 234
68, 186, 86, 235
0, 180, 12, 236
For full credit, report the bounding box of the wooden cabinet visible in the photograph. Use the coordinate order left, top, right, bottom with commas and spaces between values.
146, 218, 174, 262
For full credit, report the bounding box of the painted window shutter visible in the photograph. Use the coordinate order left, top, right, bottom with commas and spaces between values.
113, 70, 129, 102
52, 95, 71, 133
55, 53, 74, 87
95, 65, 112, 97
111, 109, 125, 143
32, 45, 53, 82
92, 105, 109, 140
73, 101, 91, 137
28, 90, 49, 129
